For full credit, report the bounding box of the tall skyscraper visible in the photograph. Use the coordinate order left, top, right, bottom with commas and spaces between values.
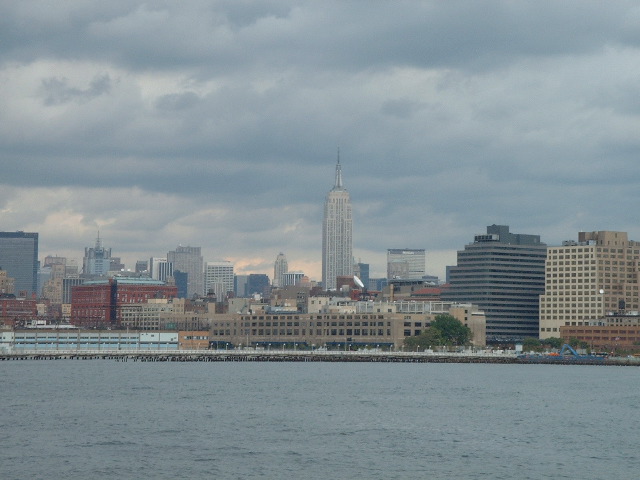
443, 225, 546, 342
0, 231, 38, 297
167, 246, 203, 298
540, 231, 640, 339
322, 155, 353, 290
273, 253, 288, 288
387, 249, 426, 280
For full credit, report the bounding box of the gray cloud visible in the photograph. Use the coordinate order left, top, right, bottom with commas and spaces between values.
1, 1, 640, 280
40, 74, 112, 105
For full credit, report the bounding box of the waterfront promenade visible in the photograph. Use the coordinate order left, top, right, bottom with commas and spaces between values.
1, 349, 639, 365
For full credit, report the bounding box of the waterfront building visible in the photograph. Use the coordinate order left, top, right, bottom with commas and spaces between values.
0, 231, 39, 297
322, 156, 353, 290
0, 330, 179, 352
167, 246, 203, 298
208, 299, 485, 349
70, 277, 177, 328
443, 225, 546, 342
273, 253, 288, 288
179, 331, 211, 350
82, 234, 112, 276
540, 231, 640, 339
387, 249, 426, 280
205, 261, 234, 300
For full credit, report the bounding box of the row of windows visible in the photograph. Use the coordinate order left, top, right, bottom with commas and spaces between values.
211, 329, 391, 337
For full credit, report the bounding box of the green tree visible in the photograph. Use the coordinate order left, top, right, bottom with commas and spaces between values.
404, 328, 442, 350
430, 314, 471, 346
543, 337, 563, 350
522, 337, 542, 352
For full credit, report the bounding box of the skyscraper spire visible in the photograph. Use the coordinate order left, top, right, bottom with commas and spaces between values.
323, 149, 353, 290
334, 147, 343, 190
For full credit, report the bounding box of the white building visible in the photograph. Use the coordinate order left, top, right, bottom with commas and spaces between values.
149, 257, 173, 282
282, 271, 304, 287
205, 261, 234, 300
273, 253, 288, 288
322, 156, 353, 290
387, 249, 426, 280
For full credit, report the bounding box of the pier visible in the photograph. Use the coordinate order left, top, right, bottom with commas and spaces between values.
1, 349, 639, 365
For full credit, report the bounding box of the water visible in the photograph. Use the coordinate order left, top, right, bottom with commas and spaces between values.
1, 361, 638, 479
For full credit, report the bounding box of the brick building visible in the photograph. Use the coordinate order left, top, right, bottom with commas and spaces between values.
0, 295, 38, 327
71, 277, 177, 328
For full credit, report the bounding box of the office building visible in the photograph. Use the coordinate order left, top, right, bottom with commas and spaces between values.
167, 246, 203, 298
234, 275, 249, 298
82, 234, 112, 276
322, 156, 353, 290
387, 249, 426, 280
539, 231, 640, 339
150, 257, 173, 282
0, 231, 38, 297
208, 299, 486, 350
273, 253, 288, 288
71, 277, 177, 327
354, 262, 369, 290
443, 225, 546, 342
0, 269, 15, 295
247, 274, 270, 297
205, 261, 234, 301
282, 271, 304, 287
135, 260, 148, 274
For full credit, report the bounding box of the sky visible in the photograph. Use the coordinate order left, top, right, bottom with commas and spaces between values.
2, 1, 640, 282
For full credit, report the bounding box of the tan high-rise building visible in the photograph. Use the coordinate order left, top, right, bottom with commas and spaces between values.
539, 231, 640, 339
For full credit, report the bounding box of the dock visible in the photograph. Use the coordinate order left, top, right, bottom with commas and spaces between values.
1, 349, 639, 365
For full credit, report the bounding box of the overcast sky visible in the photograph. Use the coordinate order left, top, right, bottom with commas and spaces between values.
2, 1, 640, 281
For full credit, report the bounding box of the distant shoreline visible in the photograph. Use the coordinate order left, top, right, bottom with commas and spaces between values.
2, 350, 638, 366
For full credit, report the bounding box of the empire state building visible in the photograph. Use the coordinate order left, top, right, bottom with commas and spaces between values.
322, 156, 353, 290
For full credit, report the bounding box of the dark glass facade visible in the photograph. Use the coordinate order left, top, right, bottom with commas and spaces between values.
0, 232, 39, 297
443, 225, 546, 343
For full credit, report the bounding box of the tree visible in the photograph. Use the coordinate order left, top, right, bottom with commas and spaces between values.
404, 328, 442, 350
522, 337, 542, 352
430, 314, 471, 346
542, 337, 563, 350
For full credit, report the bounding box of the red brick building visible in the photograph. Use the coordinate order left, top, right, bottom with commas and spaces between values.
0, 294, 38, 327
71, 278, 177, 328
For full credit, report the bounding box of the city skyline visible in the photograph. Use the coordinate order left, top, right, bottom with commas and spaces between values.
2, 3, 640, 282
